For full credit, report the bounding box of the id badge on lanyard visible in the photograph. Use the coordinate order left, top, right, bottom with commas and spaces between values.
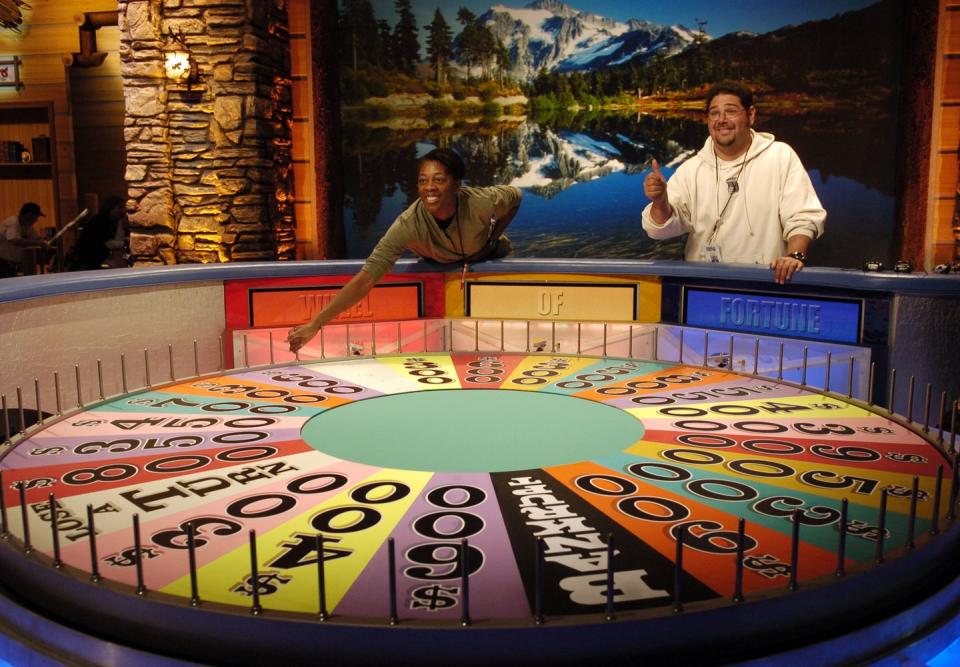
704, 244, 722, 263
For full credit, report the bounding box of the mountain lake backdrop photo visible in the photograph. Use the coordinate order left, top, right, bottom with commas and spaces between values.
335, 0, 903, 269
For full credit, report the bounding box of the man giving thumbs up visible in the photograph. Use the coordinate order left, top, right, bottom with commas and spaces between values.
641, 82, 826, 285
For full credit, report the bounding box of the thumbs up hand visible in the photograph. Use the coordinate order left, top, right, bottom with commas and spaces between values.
643, 159, 668, 203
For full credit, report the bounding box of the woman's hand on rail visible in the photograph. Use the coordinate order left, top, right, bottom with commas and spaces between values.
286, 322, 320, 354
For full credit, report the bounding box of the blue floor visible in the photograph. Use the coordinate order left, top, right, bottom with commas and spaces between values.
928, 635, 960, 666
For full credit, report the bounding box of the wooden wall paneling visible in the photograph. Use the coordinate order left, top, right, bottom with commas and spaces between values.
4, 20, 120, 58
290, 107, 317, 259
938, 149, 959, 193
24, 1, 117, 25
76, 53, 121, 79
933, 241, 954, 262
0, 0, 120, 241
946, 6, 960, 262
94, 26, 120, 53
9, 55, 72, 86
290, 36, 309, 76
291, 162, 314, 192
948, 8, 960, 52
0, 121, 48, 145
54, 105, 72, 137
0, 75, 68, 229
287, 0, 308, 28
49, 99, 64, 226
291, 78, 311, 120
1, 25, 92, 56
0, 180, 55, 224
0, 107, 60, 233
66, 18, 124, 212
0, 100, 56, 235
58, 168, 76, 195
0, 84, 68, 108
289, 0, 318, 259
944, 55, 960, 101
77, 66, 123, 220
290, 118, 311, 161
935, 197, 955, 236
70, 73, 124, 101
57, 135, 74, 172
74, 124, 124, 149
72, 102, 124, 128
925, 2, 957, 266
941, 105, 960, 149
293, 201, 315, 257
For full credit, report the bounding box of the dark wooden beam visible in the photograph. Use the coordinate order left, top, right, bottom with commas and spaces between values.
894, 0, 938, 267
310, 0, 346, 259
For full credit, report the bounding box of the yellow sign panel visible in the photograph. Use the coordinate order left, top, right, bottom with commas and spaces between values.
468, 282, 637, 321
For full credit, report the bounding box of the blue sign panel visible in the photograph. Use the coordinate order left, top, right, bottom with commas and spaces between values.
683, 287, 862, 344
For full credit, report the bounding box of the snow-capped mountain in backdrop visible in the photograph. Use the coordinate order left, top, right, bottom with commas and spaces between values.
480, 0, 705, 80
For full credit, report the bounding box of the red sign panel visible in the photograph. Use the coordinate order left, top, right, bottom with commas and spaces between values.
249, 283, 422, 327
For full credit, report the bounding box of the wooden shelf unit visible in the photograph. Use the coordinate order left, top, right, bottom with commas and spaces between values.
0, 102, 59, 233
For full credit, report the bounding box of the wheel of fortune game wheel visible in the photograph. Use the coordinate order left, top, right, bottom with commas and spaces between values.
0, 351, 956, 665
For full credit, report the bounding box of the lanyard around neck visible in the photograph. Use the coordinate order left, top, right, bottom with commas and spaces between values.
711, 139, 751, 240
438, 202, 467, 264
435, 200, 470, 290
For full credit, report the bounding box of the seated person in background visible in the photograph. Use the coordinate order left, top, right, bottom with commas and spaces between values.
68, 196, 129, 271
641, 82, 826, 285
287, 147, 522, 353
0, 202, 49, 278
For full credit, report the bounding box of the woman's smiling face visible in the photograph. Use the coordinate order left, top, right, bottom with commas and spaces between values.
418, 159, 460, 219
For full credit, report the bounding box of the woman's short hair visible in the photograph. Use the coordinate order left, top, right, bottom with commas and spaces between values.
420, 148, 465, 181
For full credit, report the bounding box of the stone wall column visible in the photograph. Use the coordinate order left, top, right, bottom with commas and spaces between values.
118, 0, 293, 264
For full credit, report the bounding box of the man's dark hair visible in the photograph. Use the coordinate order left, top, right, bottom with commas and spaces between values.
19, 202, 43, 218
705, 82, 754, 111
420, 148, 465, 181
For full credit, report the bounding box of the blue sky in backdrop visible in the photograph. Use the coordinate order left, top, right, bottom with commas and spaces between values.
370, 0, 881, 42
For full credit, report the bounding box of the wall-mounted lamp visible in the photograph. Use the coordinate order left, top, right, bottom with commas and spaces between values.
166, 28, 199, 87
165, 51, 198, 84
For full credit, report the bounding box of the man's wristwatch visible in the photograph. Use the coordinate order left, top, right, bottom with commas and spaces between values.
788, 251, 807, 264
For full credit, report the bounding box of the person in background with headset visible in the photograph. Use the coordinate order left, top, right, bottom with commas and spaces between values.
287, 147, 522, 353
0, 202, 49, 278
641, 82, 826, 284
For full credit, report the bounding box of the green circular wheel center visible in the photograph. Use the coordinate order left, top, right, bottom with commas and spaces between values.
301, 389, 646, 473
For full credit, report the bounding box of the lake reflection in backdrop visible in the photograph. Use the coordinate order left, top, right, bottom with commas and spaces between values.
343, 110, 895, 270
